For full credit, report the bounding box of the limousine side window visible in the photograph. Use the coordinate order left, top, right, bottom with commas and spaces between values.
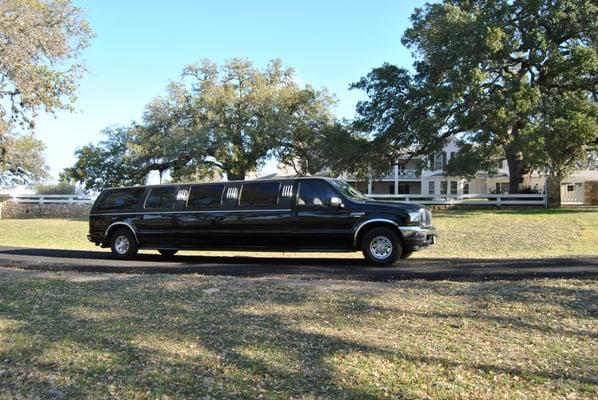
239, 182, 280, 207
187, 184, 224, 208
144, 187, 176, 209
296, 180, 337, 207
96, 188, 145, 211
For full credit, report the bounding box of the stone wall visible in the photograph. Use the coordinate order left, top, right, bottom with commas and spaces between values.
0, 202, 91, 219
584, 181, 598, 206
546, 176, 561, 208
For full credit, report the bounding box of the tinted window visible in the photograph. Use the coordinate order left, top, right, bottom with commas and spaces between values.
97, 188, 145, 211
239, 182, 280, 207
187, 184, 224, 208
144, 187, 176, 209
297, 180, 336, 207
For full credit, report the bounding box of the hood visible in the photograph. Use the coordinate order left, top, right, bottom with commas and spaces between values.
356, 199, 424, 213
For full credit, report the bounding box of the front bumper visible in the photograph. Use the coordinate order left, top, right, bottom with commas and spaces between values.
399, 225, 437, 251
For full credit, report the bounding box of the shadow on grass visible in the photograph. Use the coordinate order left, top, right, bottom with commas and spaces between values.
0, 276, 596, 398
1, 246, 598, 282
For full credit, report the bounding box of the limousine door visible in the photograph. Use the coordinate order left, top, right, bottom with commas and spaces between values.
290, 179, 355, 250
171, 183, 232, 247
135, 186, 178, 246
219, 181, 292, 248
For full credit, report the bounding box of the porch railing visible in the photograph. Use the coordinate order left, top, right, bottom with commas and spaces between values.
367, 193, 547, 207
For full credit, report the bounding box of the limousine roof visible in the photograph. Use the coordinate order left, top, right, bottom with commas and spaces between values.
103, 176, 337, 191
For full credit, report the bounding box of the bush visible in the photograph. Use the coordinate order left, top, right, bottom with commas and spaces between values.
34, 181, 78, 195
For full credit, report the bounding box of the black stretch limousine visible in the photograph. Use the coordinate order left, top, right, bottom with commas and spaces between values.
88, 177, 436, 265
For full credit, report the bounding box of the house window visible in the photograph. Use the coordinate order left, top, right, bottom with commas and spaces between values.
434, 153, 444, 170
398, 184, 410, 194
428, 181, 435, 195
497, 160, 503, 169
567, 184, 575, 192
463, 181, 470, 195
450, 181, 458, 195
450, 151, 456, 160
495, 182, 509, 194
440, 181, 447, 195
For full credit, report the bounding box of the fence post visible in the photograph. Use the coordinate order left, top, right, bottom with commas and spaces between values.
497, 195, 502, 207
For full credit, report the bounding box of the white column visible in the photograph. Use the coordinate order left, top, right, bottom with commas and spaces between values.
393, 163, 399, 195
367, 179, 373, 195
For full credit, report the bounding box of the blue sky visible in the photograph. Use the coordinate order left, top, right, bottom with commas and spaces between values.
36, 0, 428, 179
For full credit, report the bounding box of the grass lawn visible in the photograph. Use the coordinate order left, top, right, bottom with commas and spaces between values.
1, 209, 596, 398
0, 269, 596, 399
1, 209, 598, 259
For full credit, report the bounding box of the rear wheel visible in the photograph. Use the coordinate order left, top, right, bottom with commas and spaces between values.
361, 227, 402, 265
158, 250, 178, 257
109, 228, 138, 259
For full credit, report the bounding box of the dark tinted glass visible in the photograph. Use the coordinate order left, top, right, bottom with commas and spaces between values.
187, 185, 224, 208
239, 182, 280, 207
144, 187, 176, 209
97, 188, 145, 211
297, 180, 336, 207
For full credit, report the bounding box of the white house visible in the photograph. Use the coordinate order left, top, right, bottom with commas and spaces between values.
339, 138, 598, 204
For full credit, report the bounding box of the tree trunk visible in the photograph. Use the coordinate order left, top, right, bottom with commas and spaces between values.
546, 175, 562, 208
226, 170, 246, 181
504, 144, 530, 194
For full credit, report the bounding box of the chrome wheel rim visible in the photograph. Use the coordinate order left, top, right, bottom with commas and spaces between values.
114, 235, 130, 255
369, 236, 393, 260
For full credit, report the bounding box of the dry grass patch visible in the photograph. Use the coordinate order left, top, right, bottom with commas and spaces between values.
0, 270, 596, 399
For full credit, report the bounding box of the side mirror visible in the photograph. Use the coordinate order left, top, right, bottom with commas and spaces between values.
329, 196, 344, 209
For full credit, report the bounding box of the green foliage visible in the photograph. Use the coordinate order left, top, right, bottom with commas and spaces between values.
354, 0, 598, 192
0, 133, 49, 185
134, 58, 336, 181
0, 0, 93, 162
274, 123, 373, 178
534, 92, 598, 178
445, 140, 502, 179
63, 127, 146, 191
34, 180, 77, 195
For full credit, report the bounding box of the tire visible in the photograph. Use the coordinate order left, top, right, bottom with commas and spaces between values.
361, 227, 402, 265
158, 250, 178, 257
109, 228, 139, 259
400, 251, 414, 260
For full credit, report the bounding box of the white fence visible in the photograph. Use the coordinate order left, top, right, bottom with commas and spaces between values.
367, 193, 547, 207
9, 194, 94, 205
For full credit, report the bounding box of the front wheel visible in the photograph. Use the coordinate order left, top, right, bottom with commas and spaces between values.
361, 227, 402, 265
110, 228, 139, 259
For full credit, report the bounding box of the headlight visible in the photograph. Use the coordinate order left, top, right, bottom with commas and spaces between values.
408, 209, 424, 224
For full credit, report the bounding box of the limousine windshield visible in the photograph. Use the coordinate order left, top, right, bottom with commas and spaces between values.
330, 179, 368, 201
